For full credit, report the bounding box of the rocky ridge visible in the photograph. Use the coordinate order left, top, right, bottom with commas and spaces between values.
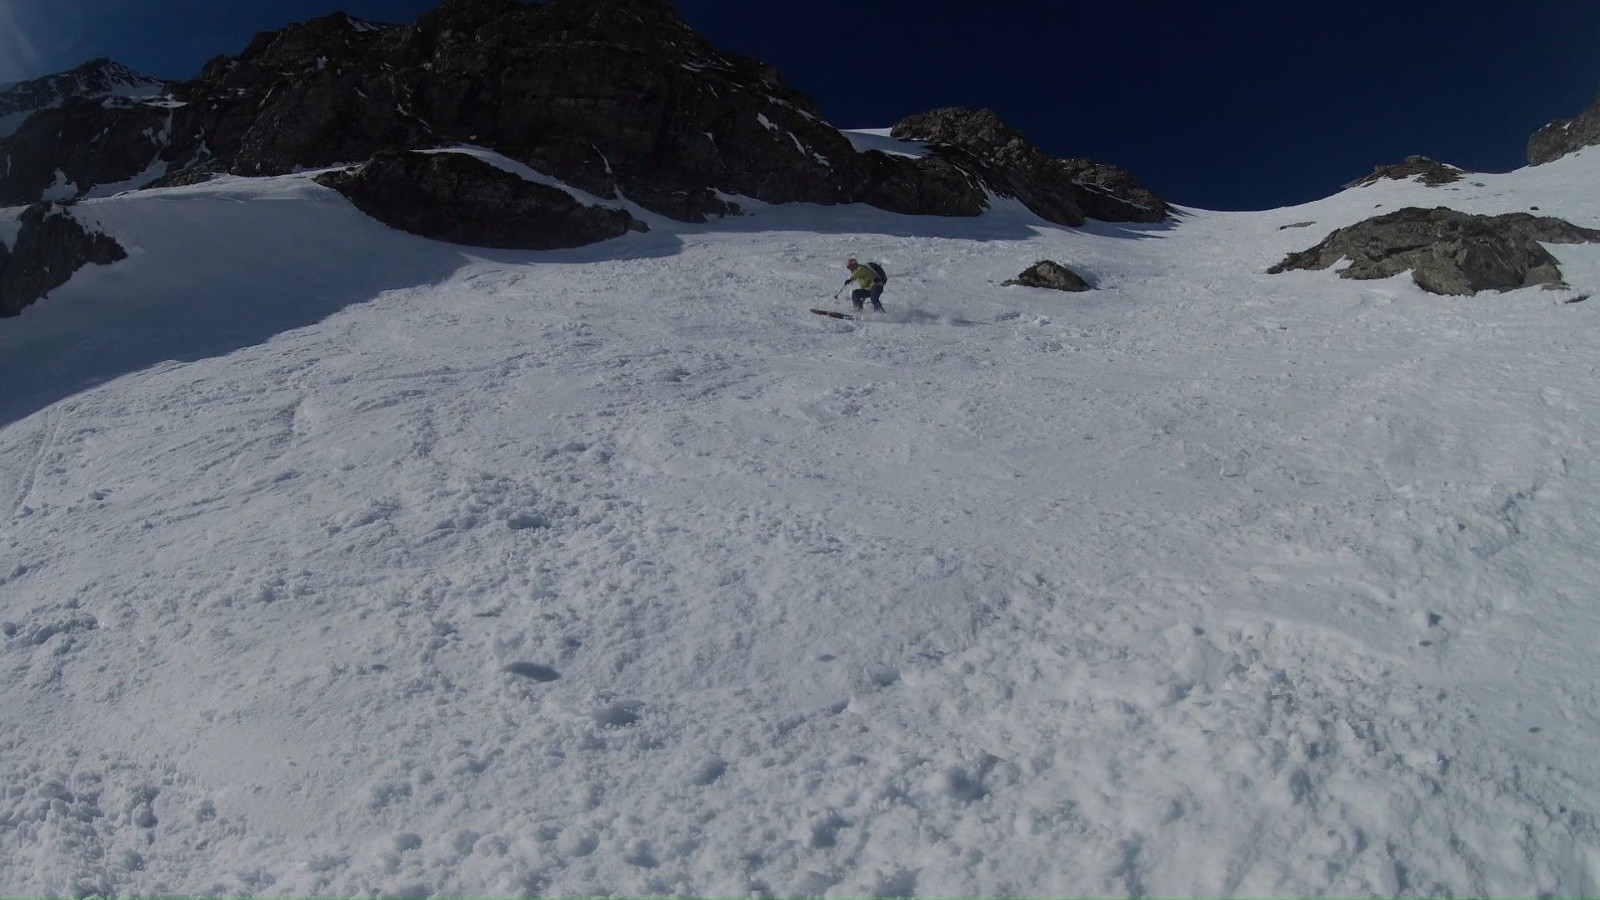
0, 0, 1167, 236
891, 108, 1170, 226
1346, 155, 1465, 189
1528, 94, 1600, 166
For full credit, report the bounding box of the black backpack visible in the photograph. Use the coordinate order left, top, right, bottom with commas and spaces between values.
867, 262, 887, 285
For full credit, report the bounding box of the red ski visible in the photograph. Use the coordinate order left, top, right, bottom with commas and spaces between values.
809, 308, 855, 320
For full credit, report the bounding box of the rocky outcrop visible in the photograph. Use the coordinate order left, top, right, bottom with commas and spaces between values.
854, 152, 989, 219
314, 150, 645, 249
892, 108, 1170, 225
0, 204, 128, 317
1003, 260, 1090, 292
1528, 94, 1600, 166
1346, 155, 1465, 188
1268, 207, 1600, 296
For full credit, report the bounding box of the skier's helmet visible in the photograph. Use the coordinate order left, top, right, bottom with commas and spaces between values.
845, 258, 858, 269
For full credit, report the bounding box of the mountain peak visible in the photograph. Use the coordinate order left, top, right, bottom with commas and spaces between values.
0, 59, 163, 137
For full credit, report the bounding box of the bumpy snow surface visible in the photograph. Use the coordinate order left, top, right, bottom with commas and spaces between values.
3, 149, 1599, 898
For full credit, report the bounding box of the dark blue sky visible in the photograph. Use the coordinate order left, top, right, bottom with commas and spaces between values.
5, 0, 1598, 210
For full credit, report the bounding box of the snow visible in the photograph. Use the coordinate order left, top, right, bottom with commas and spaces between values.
40, 169, 79, 202
0, 206, 21, 248
100, 81, 163, 101
1, 152, 1599, 897
81, 158, 169, 200
0, 110, 32, 139
842, 127, 935, 159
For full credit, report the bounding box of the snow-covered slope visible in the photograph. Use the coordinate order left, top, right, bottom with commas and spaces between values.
2, 150, 1598, 897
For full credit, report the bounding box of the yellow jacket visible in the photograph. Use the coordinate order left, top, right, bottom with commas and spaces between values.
849, 264, 882, 289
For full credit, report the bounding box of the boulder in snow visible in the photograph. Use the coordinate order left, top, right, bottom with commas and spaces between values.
1003, 259, 1090, 292
1268, 206, 1600, 296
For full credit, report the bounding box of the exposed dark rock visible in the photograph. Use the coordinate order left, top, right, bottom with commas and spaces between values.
314, 149, 645, 249
893, 109, 1082, 226
1268, 206, 1600, 296
1003, 260, 1090, 292
1528, 94, 1600, 166
1346, 155, 1465, 188
855, 152, 989, 218
1058, 158, 1171, 223
892, 108, 1170, 225
0, 203, 128, 317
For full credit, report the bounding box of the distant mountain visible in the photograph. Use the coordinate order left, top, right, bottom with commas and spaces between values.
0, 58, 163, 139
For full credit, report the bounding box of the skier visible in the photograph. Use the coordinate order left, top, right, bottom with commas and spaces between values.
837, 258, 887, 312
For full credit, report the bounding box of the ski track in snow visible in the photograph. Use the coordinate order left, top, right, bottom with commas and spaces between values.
2, 154, 1600, 897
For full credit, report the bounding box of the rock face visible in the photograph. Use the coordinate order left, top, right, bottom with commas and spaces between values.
1003, 260, 1090, 292
1346, 155, 1465, 188
892, 108, 1170, 226
1268, 207, 1600, 296
314, 150, 645, 250
1, 2, 1169, 235
1528, 94, 1600, 166
0, 204, 128, 317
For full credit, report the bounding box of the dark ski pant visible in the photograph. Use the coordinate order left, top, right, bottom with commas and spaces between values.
852, 286, 884, 311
